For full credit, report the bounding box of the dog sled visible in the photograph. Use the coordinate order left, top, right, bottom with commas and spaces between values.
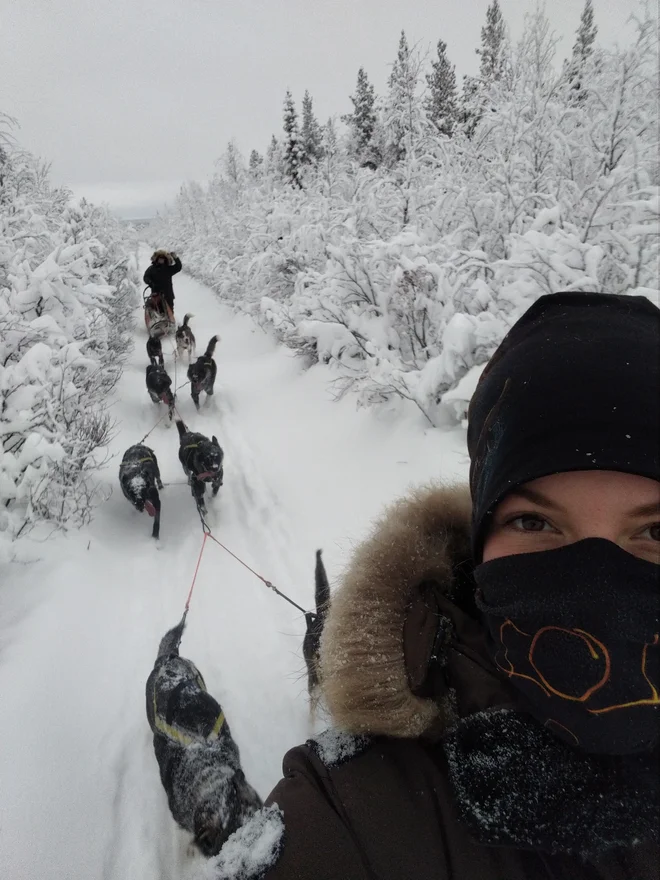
144, 287, 175, 339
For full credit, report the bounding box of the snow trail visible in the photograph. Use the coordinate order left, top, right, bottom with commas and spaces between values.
0, 253, 467, 879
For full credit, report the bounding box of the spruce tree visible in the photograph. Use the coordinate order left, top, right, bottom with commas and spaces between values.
478, 0, 508, 83
461, 0, 508, 137
267, 135, 278, 164
320, 118, 342, 197
425, 39, 458, 137
265, 135, 283, 178
301, 91, 324, 163
384, 31, 423, 166
282, 91, 305, 188
223, 140, 244, 185
571, 0, 598, 66
322, 117, 338, 158
249, 149, 263, 176
566, 0, 598, 101
348, 67, 378, 163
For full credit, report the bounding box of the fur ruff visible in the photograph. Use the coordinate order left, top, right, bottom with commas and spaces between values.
319, 484, 472, 738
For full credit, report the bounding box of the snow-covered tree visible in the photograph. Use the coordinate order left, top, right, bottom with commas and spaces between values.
347, 68, 379, 166
383, 31, 425, 166
425, 39, 458, 136
319, 117, 349, 199
223, 140, 246, 186
462, 0, 510, 136
249, 149, 263, 177
479, 0, 508, 82
566, 0, 598, 102
0, 127, 139, 541
265, 135, 283, 179
572, 0, 598, 68
282, 91, 305, 188
301, 91, 323, 164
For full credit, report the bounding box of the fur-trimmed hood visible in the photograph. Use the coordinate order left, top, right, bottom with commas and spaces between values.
319, 485, 508, 739
151, 248, 172, 264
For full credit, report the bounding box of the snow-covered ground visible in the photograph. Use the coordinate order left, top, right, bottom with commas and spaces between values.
0, 255, 467, 880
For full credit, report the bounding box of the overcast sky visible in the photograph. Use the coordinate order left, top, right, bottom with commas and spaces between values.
1, 0, 634, 218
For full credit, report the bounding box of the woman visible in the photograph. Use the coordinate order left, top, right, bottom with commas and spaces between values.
143, 249, 182, 319
206, 292, 659, 880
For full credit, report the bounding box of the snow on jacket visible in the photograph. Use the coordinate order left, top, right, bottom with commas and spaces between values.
204, 486, 659, 880
143, 250, 182, 301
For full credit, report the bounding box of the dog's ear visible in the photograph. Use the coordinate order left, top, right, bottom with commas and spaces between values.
212, 435, 218, 444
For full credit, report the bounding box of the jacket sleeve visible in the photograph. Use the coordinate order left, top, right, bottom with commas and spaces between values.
143, 265, 154, 287
259, 745, 373, 880
205, 744, 372, 880
170, 256, 182, 275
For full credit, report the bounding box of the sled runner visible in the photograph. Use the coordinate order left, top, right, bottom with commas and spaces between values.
143, 287, 175, 339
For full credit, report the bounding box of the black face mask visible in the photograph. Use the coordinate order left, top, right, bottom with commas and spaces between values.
474, 538, 660, 755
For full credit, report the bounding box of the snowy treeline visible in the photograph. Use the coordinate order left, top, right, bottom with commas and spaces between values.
0, 114, 139, 541
151, 1, 659, 425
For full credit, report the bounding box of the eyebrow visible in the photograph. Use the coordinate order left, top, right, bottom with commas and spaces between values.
505, 486, 565, 511
505, 488, 660, 518
627, 502, 660, 517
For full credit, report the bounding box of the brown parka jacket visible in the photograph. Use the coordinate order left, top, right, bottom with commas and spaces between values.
209, 487, 659, 880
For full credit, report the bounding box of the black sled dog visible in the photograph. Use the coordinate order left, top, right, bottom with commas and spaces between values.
302, 550, 330, 704
146, 363, 176, 422
118, 444, 163, 538
176, 419, 224, 514
187, 335, 219, 410
146, 334, 164, 366
146, 618, 262, 856
175, 313, 196, 363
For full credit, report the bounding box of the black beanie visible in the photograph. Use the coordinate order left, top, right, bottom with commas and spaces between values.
467, 292, 660, 560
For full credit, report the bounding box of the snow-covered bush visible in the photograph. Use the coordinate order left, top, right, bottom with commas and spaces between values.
0, 128, 139, 540
150, 3, 658, 426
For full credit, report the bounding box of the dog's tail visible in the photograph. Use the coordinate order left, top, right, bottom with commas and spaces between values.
182, 312, 194, 327
315, 549, 330, 614
176, 418, 188, 439
204, 335, 220, 358
156, 614, 187, 659
303, 550, 331, 702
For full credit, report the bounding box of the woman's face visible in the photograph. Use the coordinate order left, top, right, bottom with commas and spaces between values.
483, 470, 660, 564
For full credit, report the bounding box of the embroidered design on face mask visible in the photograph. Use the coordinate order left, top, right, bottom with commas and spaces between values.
495, 621, 660, 744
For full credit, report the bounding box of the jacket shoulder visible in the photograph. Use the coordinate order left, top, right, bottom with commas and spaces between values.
256, 735, 466, 880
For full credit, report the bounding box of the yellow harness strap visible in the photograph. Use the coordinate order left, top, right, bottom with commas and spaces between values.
152, 672, 226, 746
120, 456, 153, 469
153, 706, 226, 747
184, 443, 199, 450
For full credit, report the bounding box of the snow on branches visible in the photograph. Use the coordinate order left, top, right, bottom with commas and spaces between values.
0, 138, 139, 542
151, 3, 658, 427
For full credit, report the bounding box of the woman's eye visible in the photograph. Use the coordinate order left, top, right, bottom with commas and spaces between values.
639, 522, 660, 542
508, 514, 551, 532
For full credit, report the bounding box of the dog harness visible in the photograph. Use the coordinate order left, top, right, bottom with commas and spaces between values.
152, 677, 226, 747
182, 443, 219, 481
119, 456, 154, 469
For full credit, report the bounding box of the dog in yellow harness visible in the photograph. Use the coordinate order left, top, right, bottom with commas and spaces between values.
176, 419, 224, 515
119, 444, 163, 538
145, 617, 262, 857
